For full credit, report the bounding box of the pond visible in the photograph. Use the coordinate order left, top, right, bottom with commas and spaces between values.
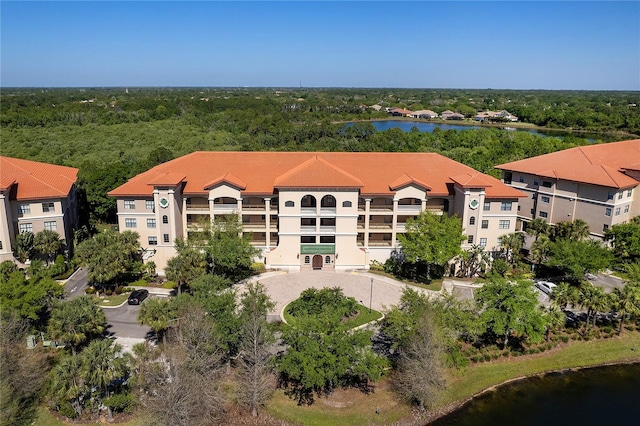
350, 120, 611, 141
430, 363, 640, 426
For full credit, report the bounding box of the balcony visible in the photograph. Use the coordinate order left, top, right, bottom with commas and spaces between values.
243, 223, 267, 230
301, 207, 317, 215
300, 226, 316, 233
213, 203, 238, 212
368, 240, 393, 247
369, 205, 393, 212
319, 226, 336, 233
397, 204, 422, 213
242, 204, 266, 212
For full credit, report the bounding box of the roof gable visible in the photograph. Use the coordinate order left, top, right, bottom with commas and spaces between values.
389, 173, 432, 191
204, 172, 247, 190
274, 156, 364, 188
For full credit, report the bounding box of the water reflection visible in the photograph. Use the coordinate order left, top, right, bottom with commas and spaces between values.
430, 363, 640, 426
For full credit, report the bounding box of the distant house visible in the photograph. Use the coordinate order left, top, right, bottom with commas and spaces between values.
441, 110, 464, 120
475, 110, 519, 122
0, 157, 79, 263
411, 109, 439, 119
370, 104, 382, 112
388, 107, 413, 117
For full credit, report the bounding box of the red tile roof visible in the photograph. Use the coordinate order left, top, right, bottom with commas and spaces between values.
0, 156, 78, 200
108, 152, 524, 199
497, 139, 640, 189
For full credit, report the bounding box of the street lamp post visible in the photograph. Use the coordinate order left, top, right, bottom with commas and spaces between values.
369, 278, 373, 313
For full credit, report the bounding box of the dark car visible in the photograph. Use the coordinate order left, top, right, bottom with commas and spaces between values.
127, 289, 149, 305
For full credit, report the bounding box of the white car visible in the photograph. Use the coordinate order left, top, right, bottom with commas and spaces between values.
535, 281, 557, 296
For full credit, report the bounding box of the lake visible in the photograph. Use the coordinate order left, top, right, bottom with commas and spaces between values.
352, 120, 600, 140
430, 363, 640, 426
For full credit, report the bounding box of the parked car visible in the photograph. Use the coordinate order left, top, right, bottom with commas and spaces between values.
127, 289, 149, 305
535, 280, 557, 296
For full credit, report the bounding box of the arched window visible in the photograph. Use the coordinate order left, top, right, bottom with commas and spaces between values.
325, 256, 331, 264
321, 195, 336, 208
304, 256, 310, 264
162, 215, 169, 224
469, 216, 476, 225
285, 200, 294, 207
342, 201, 352, 208
301, 195, 317, 208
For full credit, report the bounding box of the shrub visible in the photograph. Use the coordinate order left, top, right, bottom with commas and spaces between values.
85, 287, 96, 294
105, 289, 113, 296
470, 355, 480, 363
483, 353, 491, 362
103, 392, 137, 414
57, 401, 78, 419
288, 287, 358, 320
369, 260, 385, 271
502, 350, 510, 357
114, 286, 124, 295
251, 262, 266, 273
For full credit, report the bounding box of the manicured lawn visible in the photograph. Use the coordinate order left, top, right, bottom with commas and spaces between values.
283, 303, 383, 328
96, 294, 129, 307
368, 270, 443, 291
35, 406, 143, 426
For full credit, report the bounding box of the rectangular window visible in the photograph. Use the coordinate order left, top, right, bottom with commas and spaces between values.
479, 238, 487, 247
607, 191, 614, 200
534, 179, 539, 186
145, 200, 154, 210
539, 211, 548, 218
603, 224, 609, 232
148, 236, 158, 246
541, 196, 550, 203
483, 201, 491, 211
498, 220, 510, 229
467, 235, 474, 244
481, 220, 489, 229
162, 215, 169, 224
42, 202, 55, 213
519, 176, 525, 183
147, 218, 156, 228
320, 236, 335, 244
300, 236, 315, 244
125, 218, 137, 228
503, 172, 512, 184
124, 200, 136, 210
163, 234, 170, 243
500, 201, 512, 211
628, 189, 633, 197
497, 237, 502, 246
18, 204, 31, 214
44, 221, 57, 231
618, 192, 623, 200
542, 181, 552, 188
19, 223, 33, 233
615, 207, 621, 216
605, 208, 612, 217
624, 205, 630, 213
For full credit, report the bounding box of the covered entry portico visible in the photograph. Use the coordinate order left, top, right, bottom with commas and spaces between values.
301, 244, 335, 270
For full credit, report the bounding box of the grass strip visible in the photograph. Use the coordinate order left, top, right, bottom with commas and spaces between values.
438, 333, 640, 408
97, 294, 129, 307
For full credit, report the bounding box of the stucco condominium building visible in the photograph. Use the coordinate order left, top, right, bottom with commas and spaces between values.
109, 152, 525, 273
496, 139, 640, 237
0, 156, 79, 263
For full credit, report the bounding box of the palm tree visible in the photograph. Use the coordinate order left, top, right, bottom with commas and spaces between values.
499, 232, 525, 265
49, 296, 106, 356
51, 355, 86, 416
589, 286, 612, 329
33, 229, 62, 265
612, 284, 640, 334
526, 218, 550, 242
530, 235, 551, 267
138, 298, 176, 345
543, 305, 565, 341
552, 219, 590, 241
550, 282, 578, 310
83, 339, 127, 400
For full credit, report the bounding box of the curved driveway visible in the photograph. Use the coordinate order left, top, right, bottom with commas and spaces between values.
245, 270, 432, 321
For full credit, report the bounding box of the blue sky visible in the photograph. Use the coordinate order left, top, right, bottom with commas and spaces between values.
1, 1, 638, 90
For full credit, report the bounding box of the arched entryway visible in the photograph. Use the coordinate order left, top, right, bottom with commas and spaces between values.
312, 255, 323, 270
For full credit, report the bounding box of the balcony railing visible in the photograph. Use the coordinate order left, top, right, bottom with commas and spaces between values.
319, 226, 336, 233
243, 223, 267, 229
242, 204, 266, 211
300, 207, 317, 214
368, 241, 393, 247
397, 204, 422, 212
186, 203, 210, 211
300, 226, 316, 233
369, 205, 393, 211
213, 204, 237, 212
369, 223, 392, 229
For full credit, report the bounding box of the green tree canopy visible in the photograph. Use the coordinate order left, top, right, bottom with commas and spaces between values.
75, 230, 143, 288
0, 265, 62, 321
605, 217, 640, 264
397, 211, 464, 272
545, 239, 612, 281
48, 296, 106, 356
475, 278, 547, 348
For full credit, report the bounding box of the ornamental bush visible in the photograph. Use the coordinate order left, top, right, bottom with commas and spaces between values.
287, 287, 358, 320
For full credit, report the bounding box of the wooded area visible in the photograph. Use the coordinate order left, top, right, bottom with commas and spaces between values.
3, 87, 637, 225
